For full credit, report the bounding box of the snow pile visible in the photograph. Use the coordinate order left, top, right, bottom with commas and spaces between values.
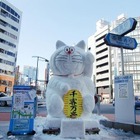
33, 115, 140, 140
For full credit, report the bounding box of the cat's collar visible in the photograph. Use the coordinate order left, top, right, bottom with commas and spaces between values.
53, 73, 83, 77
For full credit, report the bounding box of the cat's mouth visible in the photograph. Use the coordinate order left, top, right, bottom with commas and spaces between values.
63, 62, 76, 72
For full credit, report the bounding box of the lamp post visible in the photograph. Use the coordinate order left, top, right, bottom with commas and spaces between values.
32, 56, 49, 90
32, 56, 39, 89
32, 56, 49, 115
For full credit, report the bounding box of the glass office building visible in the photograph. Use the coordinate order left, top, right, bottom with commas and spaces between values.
23, 65, 36, 81
0, 0, 22, 93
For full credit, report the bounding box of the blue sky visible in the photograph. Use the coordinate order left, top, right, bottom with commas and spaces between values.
7, 0, 140, 80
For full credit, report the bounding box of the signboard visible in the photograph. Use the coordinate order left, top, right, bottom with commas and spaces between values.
63, 89, 83, 118
8, 86, 36, 135
104, 33, 137, 50
114, 75, 135, 123
111, 18, 137, 36
118, 83, 128, 98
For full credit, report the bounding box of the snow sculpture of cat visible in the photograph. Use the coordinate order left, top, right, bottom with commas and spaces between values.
46, 40, 95, 119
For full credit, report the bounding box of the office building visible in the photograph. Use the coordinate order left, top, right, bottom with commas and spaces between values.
89, 19, 112, 102
88, 14, 140, 102
0, 0, 22, 93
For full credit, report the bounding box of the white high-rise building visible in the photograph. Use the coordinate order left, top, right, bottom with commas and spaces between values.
0, 0, 22, 93
88, 14, 140, 102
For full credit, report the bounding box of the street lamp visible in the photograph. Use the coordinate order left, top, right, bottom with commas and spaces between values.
32, 56, 49, 115
32, 56, 49, 90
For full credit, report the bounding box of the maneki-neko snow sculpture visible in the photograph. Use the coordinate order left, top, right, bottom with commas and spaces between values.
45, 40, 99, 137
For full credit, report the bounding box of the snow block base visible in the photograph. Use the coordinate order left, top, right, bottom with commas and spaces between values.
60, 118, 85, 138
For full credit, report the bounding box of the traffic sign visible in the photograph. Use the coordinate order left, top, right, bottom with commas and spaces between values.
104, 33, 137, 50
111, 18, 137, 36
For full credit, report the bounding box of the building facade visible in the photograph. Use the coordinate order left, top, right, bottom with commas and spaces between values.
0, 0, 22, 93
88, 14, 140, 102
89, 19, 112, 102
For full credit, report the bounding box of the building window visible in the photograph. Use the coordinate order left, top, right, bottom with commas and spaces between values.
0, 28, 17, 40
0, 8, 19, 23
0, 80, 12, 87
0, 48, 4, 53
0, 2, 20, 19
0, 58, 14, 66
0, 69, 13, 76
0, 38, 16, 48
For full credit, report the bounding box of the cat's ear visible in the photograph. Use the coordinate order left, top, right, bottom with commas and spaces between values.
56, 40, 66, 49
76, 40, 85, 50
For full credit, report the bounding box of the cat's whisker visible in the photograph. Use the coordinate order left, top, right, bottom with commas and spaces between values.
72, 60, 83, 63
55, 59, 68, 62
72, 58, 83, 61
72, 55, 81, 57
56, 56, 67, 59
58, 54, 68, 57
72, 57, 82, 59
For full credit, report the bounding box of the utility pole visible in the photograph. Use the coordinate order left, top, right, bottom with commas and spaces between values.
32, 56, 39, 90
32, 56, 49, 114
32, 56, 49, 89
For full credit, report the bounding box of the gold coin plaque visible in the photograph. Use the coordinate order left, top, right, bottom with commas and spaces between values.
63, 89, 83, 118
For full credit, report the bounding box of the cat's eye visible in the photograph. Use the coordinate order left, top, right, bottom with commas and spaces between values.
64, 47, 75, 54
64, 47, 69, 52
70, 48, 75, 53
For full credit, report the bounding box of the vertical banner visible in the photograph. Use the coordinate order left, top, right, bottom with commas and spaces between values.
8, 86, 36, 135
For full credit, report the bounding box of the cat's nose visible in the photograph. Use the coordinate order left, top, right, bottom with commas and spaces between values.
67, 49, 72, 54
64, 47, 75, 55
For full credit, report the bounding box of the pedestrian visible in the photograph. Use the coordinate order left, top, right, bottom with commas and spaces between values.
94, 94, 101, 115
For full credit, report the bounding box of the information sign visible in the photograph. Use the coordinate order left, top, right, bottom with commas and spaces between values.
114, 75, 135, 123
111, 18, 137, 36
104, 33, 137, 50
7, 86, 36, 135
